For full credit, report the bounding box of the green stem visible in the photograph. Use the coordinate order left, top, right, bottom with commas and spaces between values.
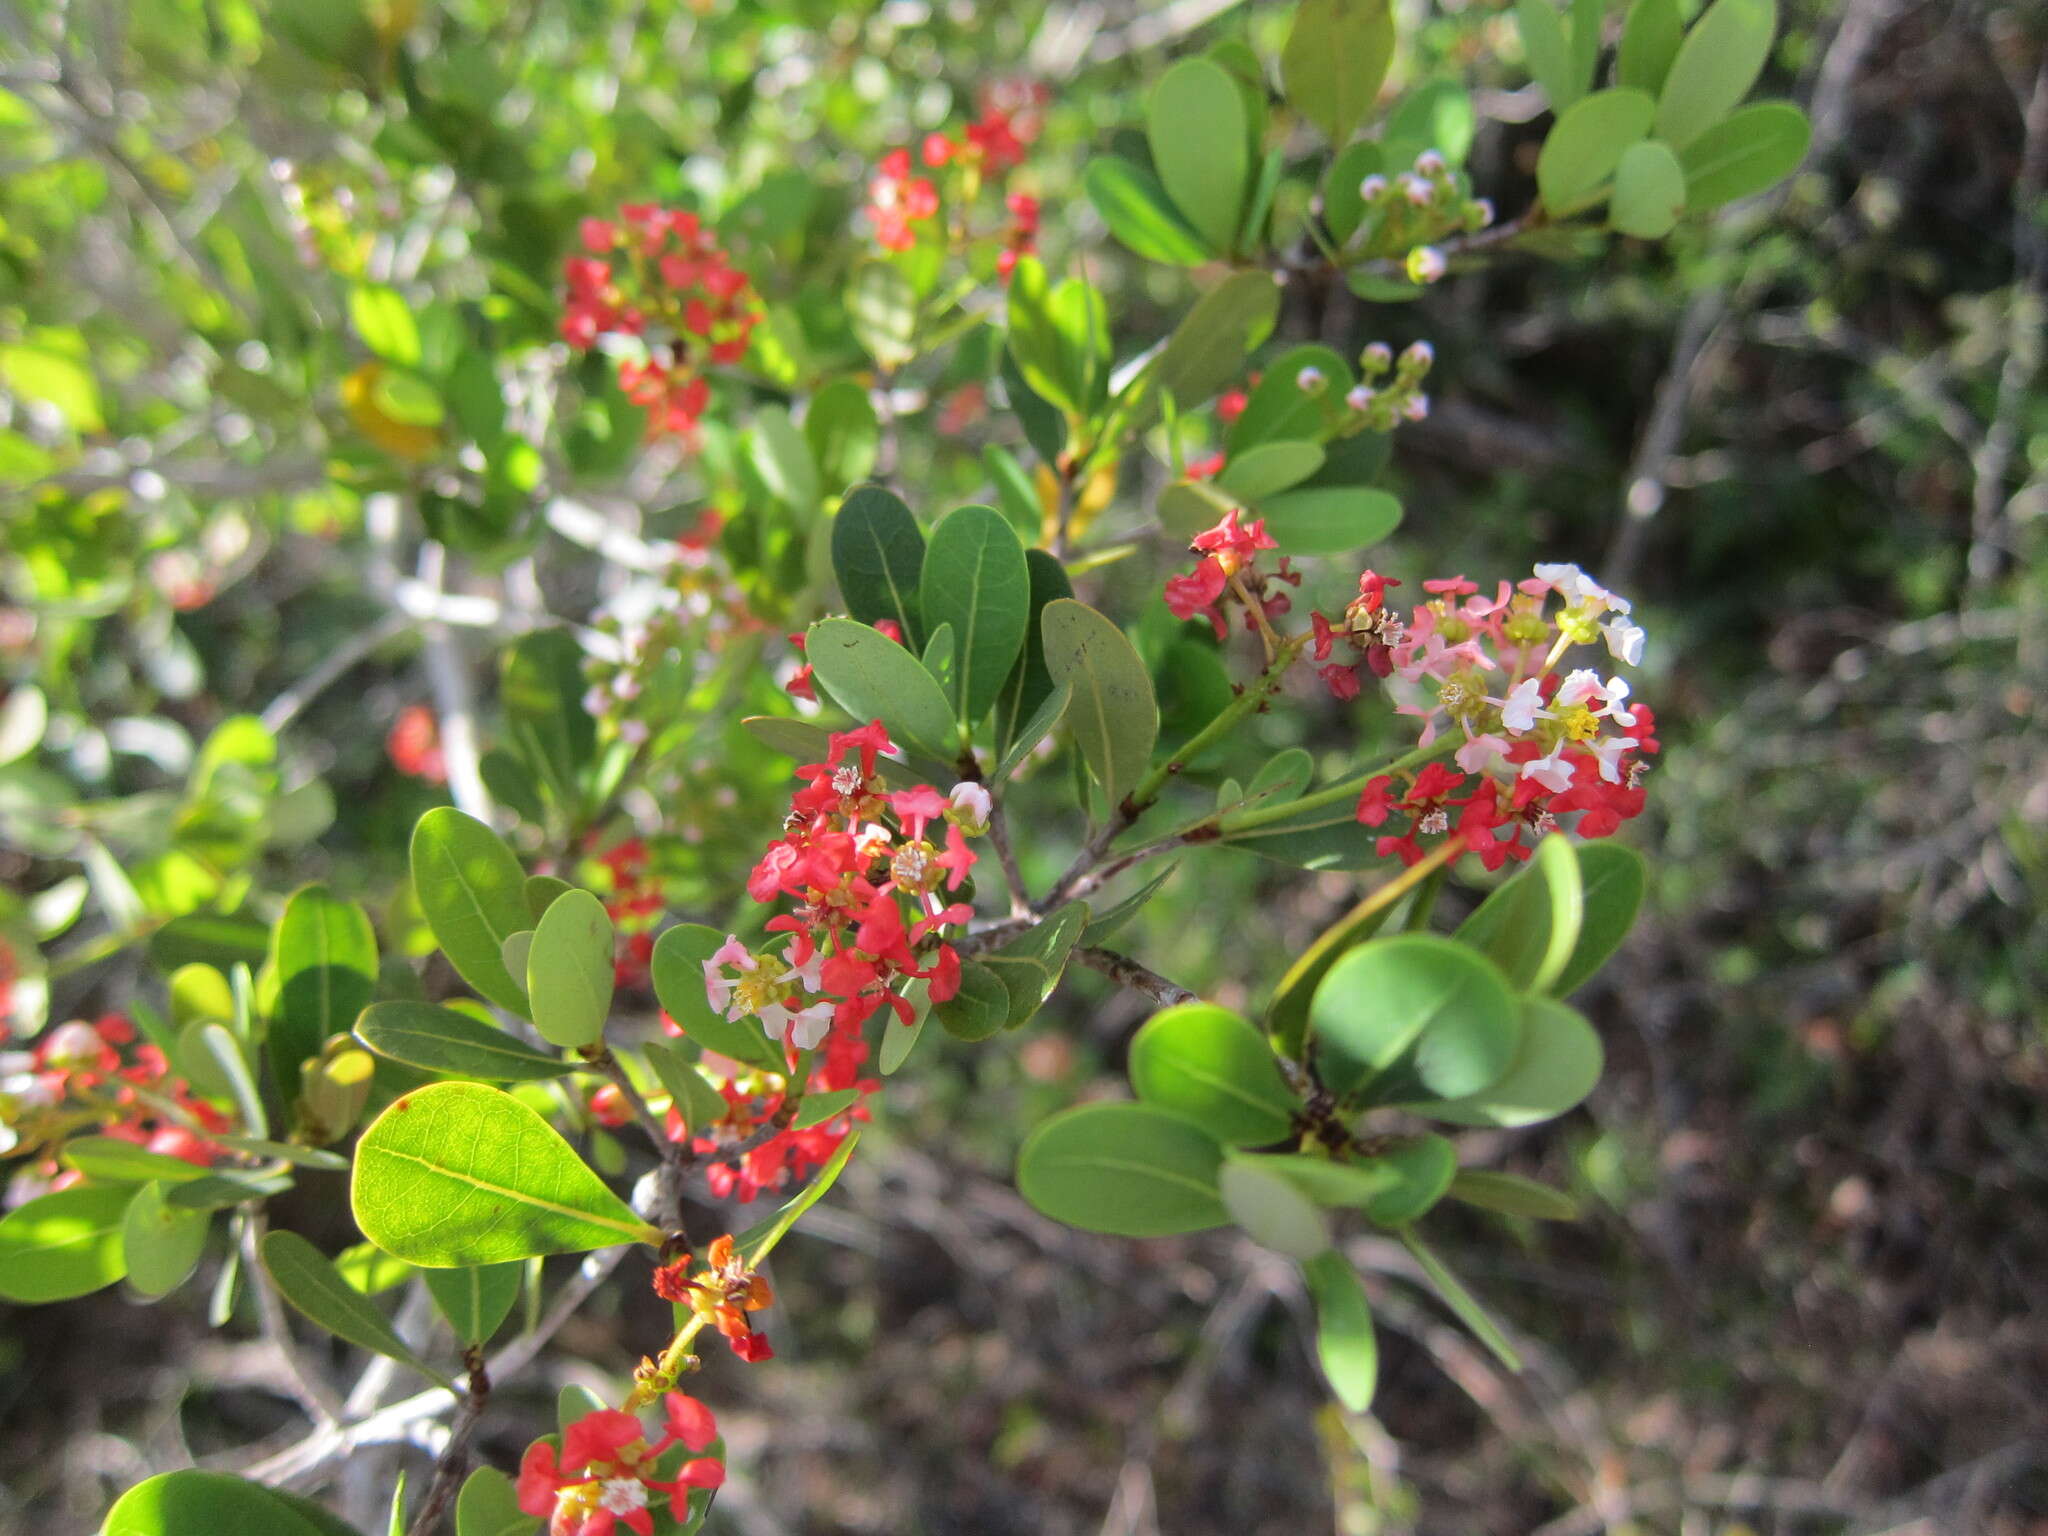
1217, 734, 1460, 836
1129, 635, 1309, 810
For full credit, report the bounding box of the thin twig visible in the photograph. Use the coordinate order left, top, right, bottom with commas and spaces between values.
985, 797, 1032, 918
1074, 946, 1197, 1006
403, 1352, 489, 1536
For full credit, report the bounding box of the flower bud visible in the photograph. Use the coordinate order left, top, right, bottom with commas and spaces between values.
1400, 173, 1434, 207
1415, 149, 1447, 177
1295, 365, 1325, 393
1402, 393, 1430, 422
1357, 174, 1388, 202
1400, 340, 1435, 372
1345, 384, 1376, 412
1406, 245, 1448, 284
299, 1037, 375, 1145
1466, 197, 1495, 231
946, 782, 993, 835
1360, 341, 1393, 374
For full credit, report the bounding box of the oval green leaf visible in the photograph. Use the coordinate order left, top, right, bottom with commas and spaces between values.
61, 1134, 210, 1184
1304, 1249, 1379, 1412
355, 1000, 571, 1082
1040, 599, 1158, 812
1352, 1134, 1458, 1225
455, 1466, 540, 1536
1410, 995, 1604, 1127
351, 1081, 661, 1266
1258, 486, 1403, 555
260, 1229, 453, 1383
1536, 88, 1656, 215
830, 484, 926, 647
1611, 139, 1687, 237
122, 1182, 210, 1297
1283, 0, 1396, 146
1308, 934, 1520, 1101
1455, 832, 1584, 993
1217, 440, 1325, 503
102, 1470, 367, 1536
526, 888, 614, 1049
981, 900, 1090, 1029
423, 1261, 522, 1346
1220, 1154, 1331, 1257
1517, 0, 1580, 112
649, 924, 787, 1072
1017, 1101, 1230, 1237
1449, 1168, 1580, 1221
1552, 841, 1647, 995
1678, 100, 1810, 208
1655, 0, 1777, 149
410, 808, 532, 1016
269, 884, 379, 1102
1128, 1002, 1297, 1146
921, 504, 1031, 727
1616, 0, 1684, 95
933, 958, 1013, 1042
0, 1184, 132, 1301
1084, 155, 1214, 265
1147, 58, 1250, 253
803, 616, 959, 761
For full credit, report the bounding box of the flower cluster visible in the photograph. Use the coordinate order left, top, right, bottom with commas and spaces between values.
1348, 147, 1494, 281
386, 703, 447, 784
652, 1233, 775, 1362
862, 98, 1043, 279
661, 1036, 873, 1204
518, 1393, 724, 1536
1329, 563, 1656, 868
1162, 509, 1299, 641
1, 1014, 228, 1190
561, 205, 762, 441
590, 838, 663, 990
1340, 340, 1434, 432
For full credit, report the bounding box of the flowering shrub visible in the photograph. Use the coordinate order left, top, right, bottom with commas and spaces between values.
0, 0, 1819, 1531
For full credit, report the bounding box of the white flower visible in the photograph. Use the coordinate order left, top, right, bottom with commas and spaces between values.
1553, 669, 1605, 709
1596, 675, 1638, 727
1590, 736, 1639, 783
786, 1002, 833, 1051
1499, 678, 1548, 733
1521, 744, 1577, 794
947, 782, 992, 833
1603, 617, 1645, 667
1455, 733, 1510, 775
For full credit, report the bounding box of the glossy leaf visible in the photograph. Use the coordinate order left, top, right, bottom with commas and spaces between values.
1323, 141, 1385, 245
525, 888, 614, 1049
1283, 0, 1395, 147
733, 1128, 862, 1264
1400, 1226, 1523, 1370
1258, 486, 1402, 554
803, 616, 960, 761
1450, 1169, 1580, 1220
423, 1261, 522, 1345
269, 884, 379, 1102
102, 1471, 367, 1536
1536, 88, 1656, 215
1040, 598, 1158, 811
351, 1082, 662, 1265
1456, 832, 1584, 992
922, 504, 1031, 726
933, 957, 1011, 1041
167, 1170, 294, 1210
831, 485, 927, 646
1412, 996, 1604, 1127
806, 379, 881, 494
0, 1184, 132, 1301
1679, 100, 1810, 208
1006, 258, 1108, 418
1016, 1101, 1230, 1237
1084, 155, 1213, 265
981, 900, 1090, 1028
993, 549, 1075, 770
1611, 139, 1688, 237
1128, 1003, 1297, 1146
1304, 1250, 1379, 1411
1552, 842, 1647, 995
1218, 440, 1325, 502
1149, 272, 1282, 419
455, 1467, 539, 1536
196, 1021, 268, 1139
791, 1087, 863, 1129
122, 1183, 209, 1296
1655, 0, 1777, 149
1220, 1155, 1331, 1257
62, 1134, 210, 1184
355, 1001, 571, 1081
649, 924, 787, 1073
642, 1041, 730, 1134
410, 808, 532, 1016
1353, 1134, 1458, 1224
1617, 0, 1684, 95
1308, 935, 1520, 1101
1079, 861, 1179, 946
259, 1230, 453, 1384
210, 1135, 350, 1171
1146, 58, 1249, 252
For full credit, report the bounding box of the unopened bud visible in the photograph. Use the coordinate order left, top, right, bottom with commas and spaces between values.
1406, 245, 1448, 284
1466, 198, 1495, 231
299, 1038, 375, 1144
1400, 340, 1435, 372
1400, 174, 1434, 207
1402, 393, 1430, 422
946, 782, 993, 835
1361, 341, 1393, 374
1295, 366, 1325, 393
1358, 174, 1388, 202
1415, 149, 1447, 177
1345, 384, 1376, 413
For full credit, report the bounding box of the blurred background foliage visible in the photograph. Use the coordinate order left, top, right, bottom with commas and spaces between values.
1, 0, 2044, 1531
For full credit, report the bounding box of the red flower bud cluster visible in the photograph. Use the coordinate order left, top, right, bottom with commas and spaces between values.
1162, 509, 1300, 642
864, 100, 1043, 280
561, 205, 761, 441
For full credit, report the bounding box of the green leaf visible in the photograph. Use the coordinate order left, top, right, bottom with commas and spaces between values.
349, 284, 421, 366
336, 1242, 418, 1294
805, 379, 881, 495
1016, 1102, 1230, 1237
1079, 861, 1179, 946
1678, 100, 1810, 208
525, 875, 574, 924
649, 924, 786, 1073
1219, 1154, 1331, 1257
1455, 833, 1584, 992
423, 1262, 522, 1345
259, 1230, 454, 1384
1040, 599, 1158, 812
123, 1182, 210, 1296
993, 549, 1074, 770
847, 259, 917, 369
831, 485, 927, 647
1308, 935, 1520, 1101
1537, 88, 1656, 214
1610, 139, 1688, 236
1226, 345, 1350, 452
501, 631, 598, 807
1617, 0, 1684, 94
0, 343, 104, 433
102, 1471, 368, 1536
354, 1000, 572, 1082
1449, 1169, 1580, 1220
197, 1021, 269, 1139
270, 884, 379, 1103
748, 404, 819, 511
455, 1467, 540, 1536
642, 1042, 730, 1134
525, 888, 614, 1050
1007, 260, 1109, 418
1386, 81, 1479, 166
1517, 0, 1580, 111
1265, 886, 1405, 1060
211, 1135, 350, 1171
1552, 842, 1646, 995
1304, 1250, 1379, 1411
803, 617, 960, 761
1147, 58, 1251, 253
1655, 0, 1776, 149
1083, 156, 1214, 265
1217, 441, 1325, 502
738, 717, 923, 789
1411, 995, 1603, 1127
1569, 0, 1603, 107
732, 1128, 862, 1266
350, 1081, 662, 1265
1148, 271, 1282, 418
1323, 141, 1386, 245
1282, 0, 1396, 146
1250, 1152, 1404, 1206
1399, 1226, 1523, 1371
981, 900, 1091, 1028
934, 958, 1012, 1041
1128, 1003, 1297, 1146
921, 504, 1031, 727
791, 1088, 863, 1129
1352, 1134, 1457, 1224
410, 809, 533, 1017
1258, 487, 1403, 554
0, 1184, 132, 1301
62, 1134, 210, 1184
167, 1170, 295, 1210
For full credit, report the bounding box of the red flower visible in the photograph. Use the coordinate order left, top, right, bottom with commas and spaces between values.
517, 1393, 726, 1536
